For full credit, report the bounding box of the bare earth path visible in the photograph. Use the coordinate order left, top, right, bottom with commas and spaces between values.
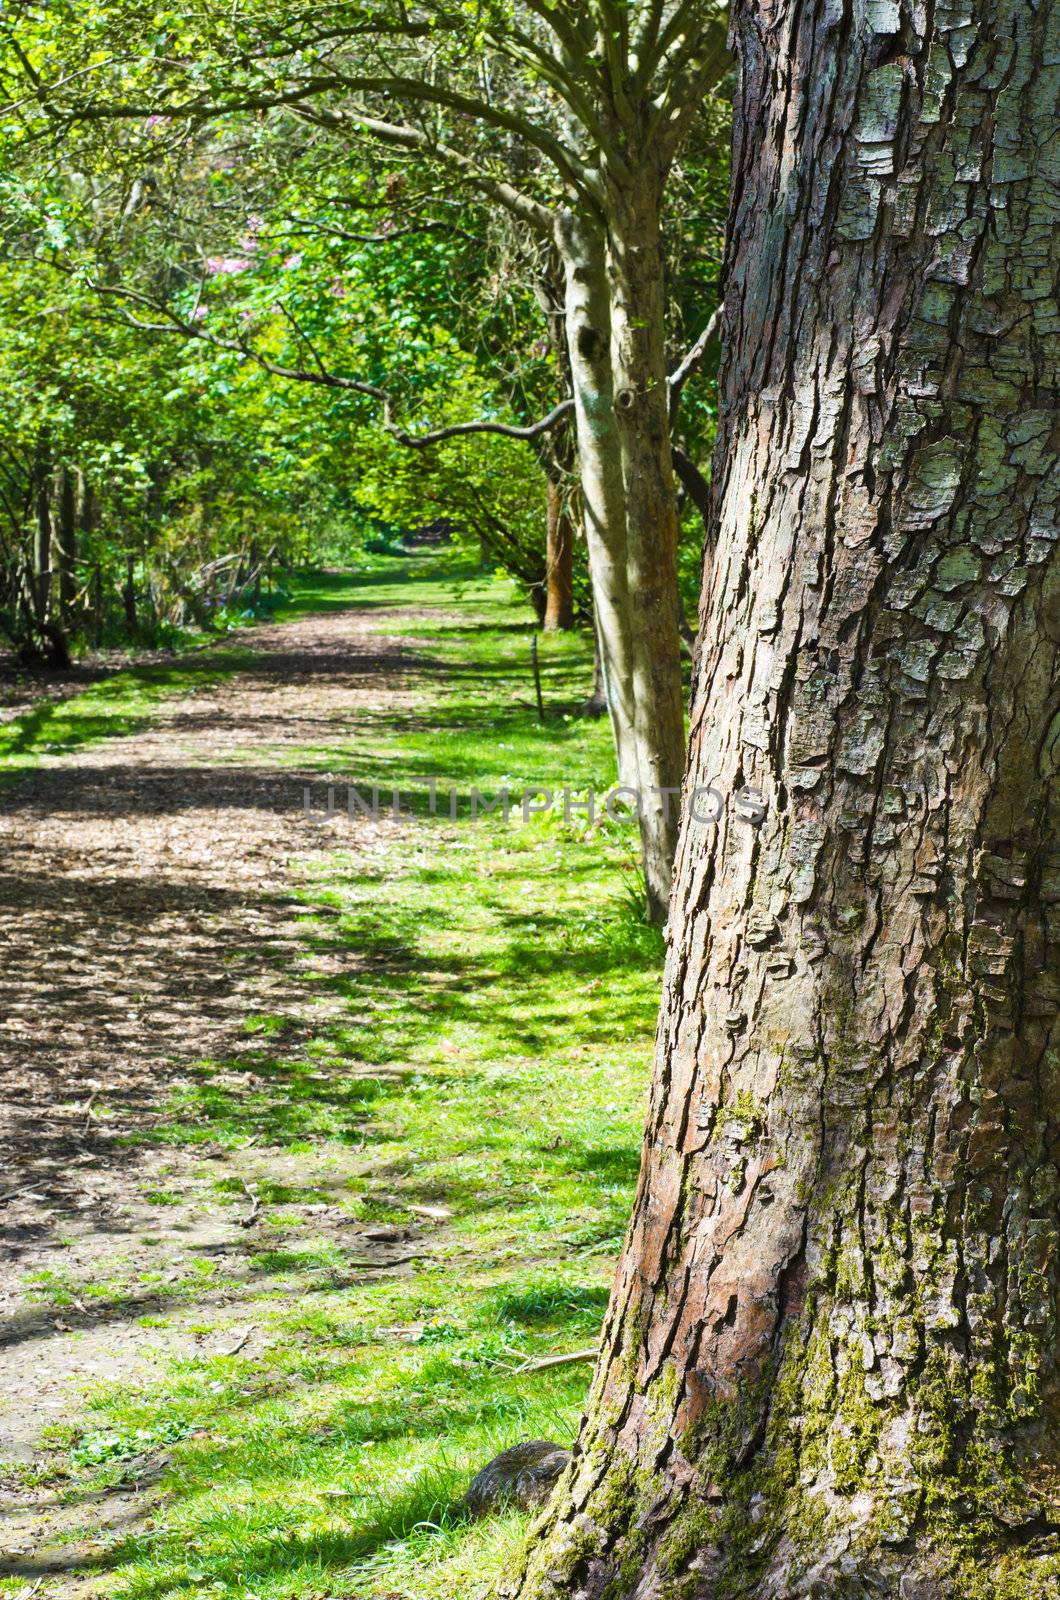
0, 601, 441, 1591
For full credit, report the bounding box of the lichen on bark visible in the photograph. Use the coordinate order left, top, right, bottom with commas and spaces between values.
504, 0, 1060, 1595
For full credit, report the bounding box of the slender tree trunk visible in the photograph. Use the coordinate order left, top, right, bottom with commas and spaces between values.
535, 252, 579, 638
55, 466, 77, 619
32, 474, 52, 627
556, 208, 640, 793
511, 1, 1060, 1596
529, 578, 549, 627
608, 178, 687, 925
123, 551, 137, 631
582, 629, 610, 718
93, 562, 103, 648
27, 475, 70, 669
544, 475, 575, 631
556, 203, 686, 921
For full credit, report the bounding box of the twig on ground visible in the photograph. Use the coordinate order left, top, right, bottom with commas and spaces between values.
237, 1179, 260, 1227
0, 1186, 45, 1205
513, 1346, 599, 1375
218, 1326, 255, 1356
82, 1091, 98, 1130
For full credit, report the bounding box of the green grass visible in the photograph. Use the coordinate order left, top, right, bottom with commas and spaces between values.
0, 563, 390, 783
15, 555, 662, 1600
0, 652, 240, 781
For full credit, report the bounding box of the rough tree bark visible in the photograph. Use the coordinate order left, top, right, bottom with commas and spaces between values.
510, 0, 1060, 1595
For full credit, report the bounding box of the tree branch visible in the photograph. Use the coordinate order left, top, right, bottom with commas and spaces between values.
650, 17, 731, 156
672, 444, 712, 533
512, 1346, 599, 1374
324, 73, 600, 201
388, 398, 574, 449
293, 106, 553, 236
13, 58, 597, 210
267, 216, 482, 246
77, 275, 387, 399
392, 303, 719, 455
667, 307, 721, 419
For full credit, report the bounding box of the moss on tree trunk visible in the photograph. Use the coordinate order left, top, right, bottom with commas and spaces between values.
507, 0, 1060, 1593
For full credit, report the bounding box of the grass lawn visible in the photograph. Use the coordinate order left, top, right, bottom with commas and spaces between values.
4, 556, 663, 1600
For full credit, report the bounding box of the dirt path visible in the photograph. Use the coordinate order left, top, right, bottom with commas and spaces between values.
0, 602, 440, 1591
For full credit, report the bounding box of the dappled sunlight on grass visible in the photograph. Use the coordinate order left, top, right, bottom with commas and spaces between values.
13, 559, 662, 1600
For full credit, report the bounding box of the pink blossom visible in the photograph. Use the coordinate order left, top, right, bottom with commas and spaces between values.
329, 277, 346, 298
205, 255, 252, 275
145, 115, 163, 129
191, 304, 208, 322
283, 252, 303, 270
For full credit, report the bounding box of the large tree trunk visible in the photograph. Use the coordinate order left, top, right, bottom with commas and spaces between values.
556, 202, 686, 922
511, 1, 1060, 1596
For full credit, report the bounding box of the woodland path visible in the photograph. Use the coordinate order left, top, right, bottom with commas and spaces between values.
0, 599, 445, 1592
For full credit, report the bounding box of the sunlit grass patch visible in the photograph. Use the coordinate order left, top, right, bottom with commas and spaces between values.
0, 649, 251, 783
25, 558, 662, 1600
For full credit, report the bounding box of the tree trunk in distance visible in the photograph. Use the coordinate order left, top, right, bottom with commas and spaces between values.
530, 583, 548, 627
556, 203, 686, 921
55, 467, 77, 618
608, 178, 687, 926
581, 629, 610, 719
33, 475, 52, 627
93, 562, 103, 648
123, 551, 137, 631
510, 0, 1060, 1595
28, 476, 70, 669
544, 475, 575, 631
556, 207, 640, 794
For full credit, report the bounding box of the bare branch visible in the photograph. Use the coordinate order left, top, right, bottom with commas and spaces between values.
322, 72, 599, 200
78, 275, 388, 399
267, 216, 482, 246
672, 444, 712, 533
388, 398, 574, 449
667, 307, 720, 418
650, 16, 731, 155
390, 300, 720, 454
293, 106, 553, 235
630, 0, 668, 79
513, 1345, 599, 1374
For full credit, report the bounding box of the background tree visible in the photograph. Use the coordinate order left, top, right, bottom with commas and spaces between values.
0, 103, 572, 655
511, 0, 1060, 1595
2, 0, 731, 919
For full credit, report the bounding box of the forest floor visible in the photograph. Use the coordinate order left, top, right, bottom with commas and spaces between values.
0, 559, 662, 1600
